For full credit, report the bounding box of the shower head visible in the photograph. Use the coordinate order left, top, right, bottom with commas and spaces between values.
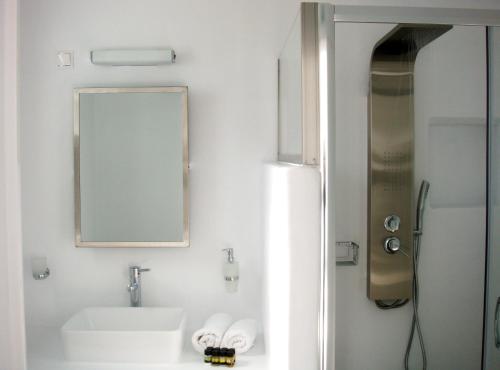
415, 180, 430, 233
371, 24, 452, 70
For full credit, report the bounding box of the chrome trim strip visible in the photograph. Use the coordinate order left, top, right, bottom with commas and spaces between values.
483, 26, 494, 368
333, 5, 500, 26
318, 3, 335, 370
495, 297, 500, 348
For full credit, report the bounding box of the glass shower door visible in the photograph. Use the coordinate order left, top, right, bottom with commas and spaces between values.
485, 26, 500, 370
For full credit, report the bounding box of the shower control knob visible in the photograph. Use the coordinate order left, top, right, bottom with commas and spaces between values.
384, 237, 401, 254
384, 214, 401, 233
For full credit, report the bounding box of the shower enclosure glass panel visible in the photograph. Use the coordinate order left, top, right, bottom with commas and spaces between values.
278, 5, 500, 370
334, 22, 487, 370
278, 3, 321, 166
278, 13, 302, 163
485, 25, 500, 370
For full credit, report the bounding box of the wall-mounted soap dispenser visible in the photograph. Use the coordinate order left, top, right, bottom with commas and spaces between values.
222, 248, 239, 293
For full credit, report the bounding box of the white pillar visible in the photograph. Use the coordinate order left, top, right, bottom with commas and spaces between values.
263, 164, 321, 370
0, 0, 26, 368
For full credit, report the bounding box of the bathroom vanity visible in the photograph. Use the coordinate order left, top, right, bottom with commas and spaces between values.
27, 326, 267, 370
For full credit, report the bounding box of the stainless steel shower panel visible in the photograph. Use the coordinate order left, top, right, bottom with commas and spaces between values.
368, 24, 452, 300
368, 69, 414, 300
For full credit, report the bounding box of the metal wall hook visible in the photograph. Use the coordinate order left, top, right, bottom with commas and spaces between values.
33, 268, 50, 280
31, 257, 50, 280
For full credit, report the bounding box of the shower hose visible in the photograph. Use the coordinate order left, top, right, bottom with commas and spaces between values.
374, 217, 428, 369
404, 229, 427, 370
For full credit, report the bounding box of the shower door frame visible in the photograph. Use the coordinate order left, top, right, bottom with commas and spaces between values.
321, 4, 500, 370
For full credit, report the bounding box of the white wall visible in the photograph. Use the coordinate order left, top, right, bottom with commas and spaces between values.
335, 23, 487, 370
20, 0, 296, 333
0, 0, 26, 369
0, 2, 7, 362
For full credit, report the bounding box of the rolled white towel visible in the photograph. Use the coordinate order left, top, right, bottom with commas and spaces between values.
221, 319, 257, 354
191, 313, 233, 354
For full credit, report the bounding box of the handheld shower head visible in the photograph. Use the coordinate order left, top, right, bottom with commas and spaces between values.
415, 180, 430, 233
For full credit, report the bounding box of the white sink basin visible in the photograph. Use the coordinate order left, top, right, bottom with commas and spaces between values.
61, 307, 186, 363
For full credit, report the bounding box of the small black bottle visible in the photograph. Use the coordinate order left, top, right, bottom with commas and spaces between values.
204, 347, 213, 364
227, 348, 236, 367
220, 348, 230, 365
211, 347, 221, 365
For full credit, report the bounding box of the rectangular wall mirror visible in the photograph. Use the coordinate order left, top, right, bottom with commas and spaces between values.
74, 87, 189, 247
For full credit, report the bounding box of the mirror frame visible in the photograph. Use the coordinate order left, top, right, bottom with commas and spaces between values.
73, 86, 189, 248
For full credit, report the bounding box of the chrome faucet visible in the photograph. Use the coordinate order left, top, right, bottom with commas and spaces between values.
127, 266, 150, 307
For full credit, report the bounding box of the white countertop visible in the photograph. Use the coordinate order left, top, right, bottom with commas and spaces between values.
27, 326, 268, 370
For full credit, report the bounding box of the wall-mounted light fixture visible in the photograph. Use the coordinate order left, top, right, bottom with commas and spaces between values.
90, 48, 176, 66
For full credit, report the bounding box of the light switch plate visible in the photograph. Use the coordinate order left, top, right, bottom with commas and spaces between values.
57, 51, 73, 67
